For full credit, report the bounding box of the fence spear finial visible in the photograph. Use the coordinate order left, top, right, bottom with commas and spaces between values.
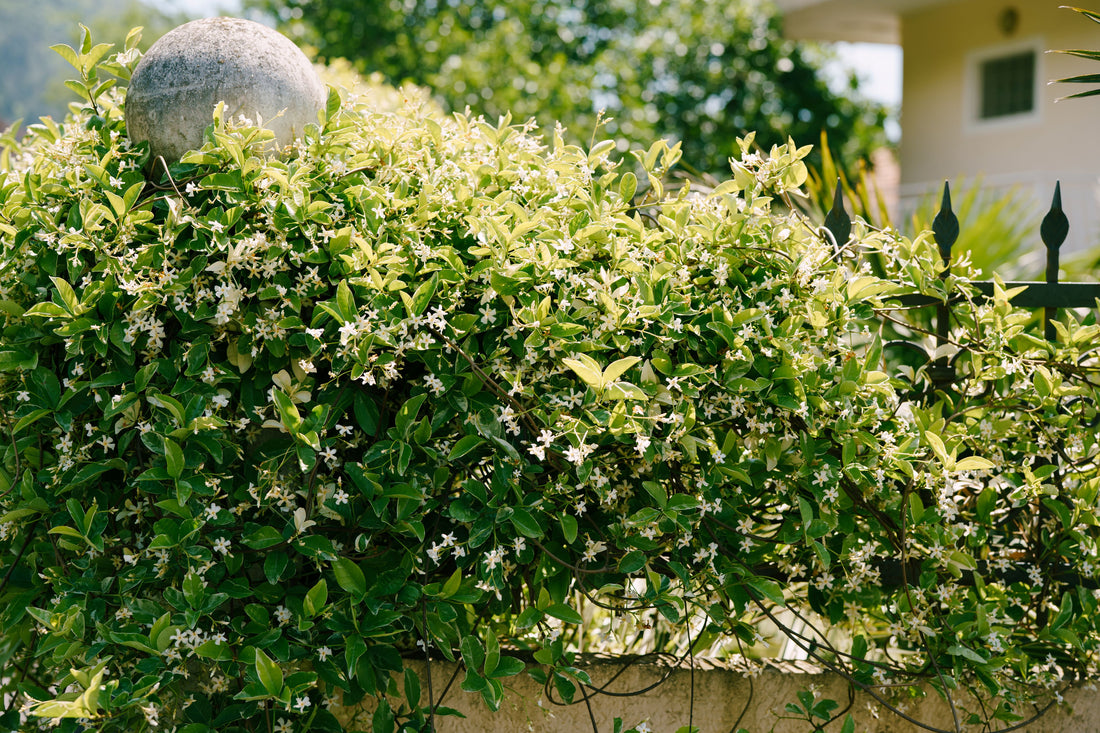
823, 178, 851, 249
1042, 181, 1069, 341
1041, 182, 1069, 283
932, 182, 959, 269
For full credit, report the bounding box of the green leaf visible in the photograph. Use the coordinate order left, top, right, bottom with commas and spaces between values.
483, 630, 500, 675
955, 456, 995, 472
396, 440, 413, 475
642, 481, 667, 508
440, 567, 463, 598
23, 302, 67, 318
13, 409, 51, 436
603, 356, 641, 383
50, 43, 80, 70
324, 85, 342, 121
509, 508, 542, 538
603, 381, 649, 400
165, 438, 184, 479
948, 550, 977, 571
924, 431, 952, 469
744, 577, 785, 605
272, 389, 301, 433
560, 514, 578, 544
395, 393, 428, 438
488, 656, 524, 678
183, 571, 204, 609
148, 393, 187, 425
304, 579, 328, 617
81, 42, 114, 75
1065, 6, 1100, 24
372, 699, 395, 733
618, 550, 646, 574
1051, 592, 1074, 631
409, 273, 439, 317
49, 276, 79, 315
404, 667, 421, 708
947, 645, 988, 664
195, 638, 233, 661
336, 279, 356, 321
47, 525, 85, 540
0, 347, 36, 372
545, 603, 583, 625
448, 434, 485, 461
333, 557, 366, 599
552, 671, 576, 704
242, 526, 284, 550
254, 648, 284, 696
562, 354, 603, 390
516, 607, 543, 629
460, 635, 485, 672
619, 171, 637, 201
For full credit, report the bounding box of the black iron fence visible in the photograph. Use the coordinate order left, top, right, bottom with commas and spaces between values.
823, 180, 1100, 387
811, 181, 1100, 593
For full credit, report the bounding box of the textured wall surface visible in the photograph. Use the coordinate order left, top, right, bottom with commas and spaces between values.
337, 658, 1099, 732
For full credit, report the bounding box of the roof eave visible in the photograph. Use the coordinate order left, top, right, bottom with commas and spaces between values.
781, 9, 900, 44
774, 0, 955, 44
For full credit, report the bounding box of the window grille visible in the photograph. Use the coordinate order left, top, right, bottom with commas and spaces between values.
979, 51, 1035, 119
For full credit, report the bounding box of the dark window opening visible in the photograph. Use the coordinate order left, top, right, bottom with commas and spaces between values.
980, 51, 1035, 119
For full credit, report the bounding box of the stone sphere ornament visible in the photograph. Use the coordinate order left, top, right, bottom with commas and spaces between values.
125, 17, 327, 163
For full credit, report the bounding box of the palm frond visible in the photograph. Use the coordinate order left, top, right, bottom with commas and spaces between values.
1060, 6, 1100, 24
1058, 48, 1100, 61
1055, 73, 1100, 84
1058, 87, 1100, 100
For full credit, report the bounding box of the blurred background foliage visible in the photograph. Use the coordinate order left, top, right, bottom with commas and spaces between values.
0, 0, 183, 126
4, 0, 890, 183
803, 132, 1047, 282
246, 0, 889, 178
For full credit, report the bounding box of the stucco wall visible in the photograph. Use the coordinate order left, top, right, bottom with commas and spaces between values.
900, 1, 1100, 252
337, 658, 1100, 732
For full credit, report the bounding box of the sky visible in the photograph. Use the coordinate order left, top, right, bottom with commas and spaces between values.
828, 42, 902, 140
831, 42, 902, 107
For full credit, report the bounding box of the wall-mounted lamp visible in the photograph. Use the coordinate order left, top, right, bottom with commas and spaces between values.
999, 6, 1020, 36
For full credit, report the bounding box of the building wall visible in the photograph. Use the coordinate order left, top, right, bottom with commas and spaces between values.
900, 1, 1100, 253
336, 659, 1100, 732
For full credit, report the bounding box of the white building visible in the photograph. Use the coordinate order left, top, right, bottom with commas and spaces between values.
776, 0, 1100, 252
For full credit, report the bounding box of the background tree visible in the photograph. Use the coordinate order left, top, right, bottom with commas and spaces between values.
251, 0, 889, 177
0, 0, 181, 127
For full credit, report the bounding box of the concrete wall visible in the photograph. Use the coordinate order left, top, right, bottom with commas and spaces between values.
338, 658, 1100, 732
900, 1, 1100, 253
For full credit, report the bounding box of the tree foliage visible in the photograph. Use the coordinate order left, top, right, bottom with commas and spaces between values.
0, 0, 181, 128
2, 28, 1100, 733
251, 0, 888, 177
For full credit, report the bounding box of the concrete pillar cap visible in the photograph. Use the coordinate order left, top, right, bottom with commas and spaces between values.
125, 17, 327, 164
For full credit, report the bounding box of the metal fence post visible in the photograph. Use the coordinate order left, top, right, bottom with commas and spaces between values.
1041, 182, 1070, 342
930, 183, 959, 389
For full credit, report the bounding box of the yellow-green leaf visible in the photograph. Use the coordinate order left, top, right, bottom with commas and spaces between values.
254, 648, 283, 696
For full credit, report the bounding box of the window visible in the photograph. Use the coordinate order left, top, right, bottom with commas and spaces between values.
965, 39, 1043, 131
979, 51, 1035, 119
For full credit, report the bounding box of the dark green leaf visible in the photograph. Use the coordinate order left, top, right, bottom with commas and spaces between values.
448, 434, 485, 461
545, 603, 583, 625
333, 557, 366, 599
509, 508, 542, 538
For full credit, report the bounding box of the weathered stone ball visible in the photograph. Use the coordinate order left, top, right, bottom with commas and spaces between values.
125, 17, 327, 163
